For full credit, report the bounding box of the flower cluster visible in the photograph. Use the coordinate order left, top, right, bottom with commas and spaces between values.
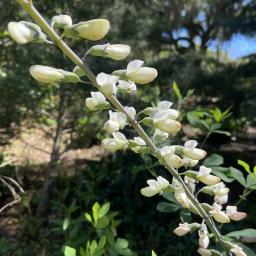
9, 8, 249, 256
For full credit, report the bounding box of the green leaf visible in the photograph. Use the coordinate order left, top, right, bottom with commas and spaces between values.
85, 213, 92, 223
161, 191, 177, 203
172, 82, 182, 99
226, 229, 256, 240
152, 250, 157, 256
238, 160, 251, 174
212, 108, 222, 122
156, 202, 180, 213
212, 130, 231, 136
97, 236, 106, 250
95, 216, 110, 229
180, 210, 192, 223
89, 240, 97, 255
211, 170, 235, 183
203, 154, 224, 166
229, 167, 246, 187
92, 202, 100, 224
246, 175, 256, 189
115, 238, 129, 250
99, 202, 110, 218
63, 217, 70, 231
186, 112, 201, 127
64, 246, 76, 256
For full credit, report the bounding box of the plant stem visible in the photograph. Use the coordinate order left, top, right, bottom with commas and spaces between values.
16, 0, 230, 252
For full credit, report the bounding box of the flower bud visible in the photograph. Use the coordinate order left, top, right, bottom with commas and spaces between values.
226, 206, 246, 221
65, 19, 110, 41
214, 194, 228, 205
183, 140, 206, 160
104, 110, 127, 133
90, 43, 130, 60
51, 14, 72, 29
230, 245, 247, 256
173, 223, 191, 236
8, 21, 47, 44
96, 72, 118, 96
29, 65, 80, 84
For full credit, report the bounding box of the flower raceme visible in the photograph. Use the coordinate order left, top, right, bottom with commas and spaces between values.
8, 21, 48, 44
140, 176, 169, 197
89, 43, 131, 60
85, 92, 109, 111
113, 60, 158, 84
29, 65, 81, 84
63, 19, 110, 41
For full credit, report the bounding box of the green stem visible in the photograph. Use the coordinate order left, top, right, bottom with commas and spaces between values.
16, 0, 230, 252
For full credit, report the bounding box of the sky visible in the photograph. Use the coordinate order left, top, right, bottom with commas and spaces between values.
221, 34, 256, 60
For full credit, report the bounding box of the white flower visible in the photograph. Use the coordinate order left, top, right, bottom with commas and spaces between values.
124, 106, 136, 119
212, 182, 229, 196
183, 157, 199, 167
173, 223, 191, 236
226, 206, 246, 221
196, 166, 221, 185
96, 72, 118, 96
160, 146, 183, 168
90, 43, 130, 60
183, 140, 207, 160
153, 111, 181, 135
29, 65, 80, 84
117, 80, 136, 93
184, 176, 196, 193
134, 137, 146, 146
230, 244, 247, 256
86, 92, 107, 111
155, 101, 180, 120
113, 60, 158, 84
174, 188, 191, 208
102, 132, 128, 152
214, 194, 228, 205
68, 19, 110, 41
198, 225, 209, 249
140, 176, 169, 197
197, 248, 212, 256
209, 203, 230, 223
51, 14, 72, 29
8, 21, 46, 44
104, 110, 127, 133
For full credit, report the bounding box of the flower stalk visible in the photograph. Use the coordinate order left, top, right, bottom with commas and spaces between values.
16, 0, 232, 253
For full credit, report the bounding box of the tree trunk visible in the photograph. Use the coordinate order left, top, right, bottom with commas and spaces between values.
35, 86, 67, 219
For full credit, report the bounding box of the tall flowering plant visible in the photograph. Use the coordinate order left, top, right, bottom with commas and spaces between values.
8, 1, 251, 255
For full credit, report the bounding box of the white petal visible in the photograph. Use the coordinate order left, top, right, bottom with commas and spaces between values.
184, 140, 198, 149
157, 101, 173, 110
140, 187, 159, 197
126, 59, 144, 75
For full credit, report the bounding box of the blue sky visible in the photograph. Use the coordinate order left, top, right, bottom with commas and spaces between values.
220, 34, 256, 60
